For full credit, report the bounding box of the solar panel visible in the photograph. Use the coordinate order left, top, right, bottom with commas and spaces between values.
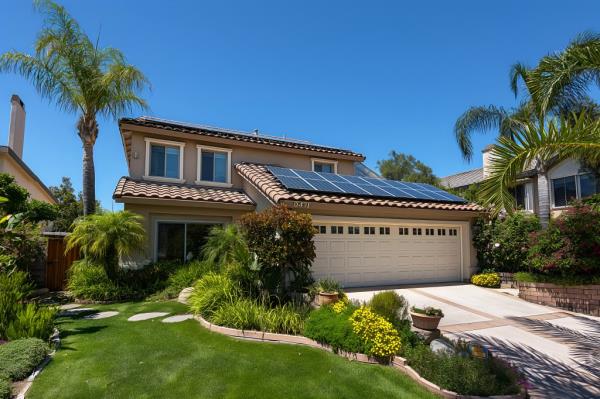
265, 166, 467, 204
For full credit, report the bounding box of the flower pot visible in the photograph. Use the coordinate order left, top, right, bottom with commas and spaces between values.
318, 292, 339, 305
410, 311, 442, 330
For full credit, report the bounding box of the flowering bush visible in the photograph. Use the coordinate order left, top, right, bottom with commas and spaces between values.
528, 204, 600, 276
471, 272, 501, 288
350, 306, 401, 358
331, 299, 347, 314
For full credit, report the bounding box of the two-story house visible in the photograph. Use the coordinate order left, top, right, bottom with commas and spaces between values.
113, 116, 483, 288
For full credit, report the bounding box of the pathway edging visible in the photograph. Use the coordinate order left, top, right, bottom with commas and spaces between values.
15, 328, 61, 399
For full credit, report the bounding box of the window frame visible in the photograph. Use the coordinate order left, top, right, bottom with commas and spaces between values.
550, 174, 597, 209
311, 158, 338, 174
154, 219, 223, 262
196, 145, 233, 187
144, 137, 185, 183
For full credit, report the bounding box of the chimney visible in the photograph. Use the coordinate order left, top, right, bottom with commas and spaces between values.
482, 144, 495, 178
8, 95, 26, 159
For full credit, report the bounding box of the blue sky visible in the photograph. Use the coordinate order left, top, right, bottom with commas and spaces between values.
1, 0, 599, 209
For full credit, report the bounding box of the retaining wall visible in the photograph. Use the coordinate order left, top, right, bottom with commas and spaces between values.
518, 282, 600, 316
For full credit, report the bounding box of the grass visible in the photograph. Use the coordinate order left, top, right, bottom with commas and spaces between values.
28, 301, 438, 399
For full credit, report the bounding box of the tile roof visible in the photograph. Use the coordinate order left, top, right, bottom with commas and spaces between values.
112, 177, 255, 205
120, 117, 364, 159
236, 163, 484, 212
440, 168, 484, 189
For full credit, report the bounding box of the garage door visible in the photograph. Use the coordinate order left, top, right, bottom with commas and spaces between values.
312, 220, 462, 288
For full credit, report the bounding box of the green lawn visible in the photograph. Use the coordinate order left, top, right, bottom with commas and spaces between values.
27, 301, 438, 399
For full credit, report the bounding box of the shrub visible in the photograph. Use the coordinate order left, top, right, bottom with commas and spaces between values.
403, 344, 520, 396
0, 270, 32, 340
67, 260, 127, 301
153, 261, 215, 300
202, 225, 250, 270
350, 306, 401, 358
0, 338, 49, 381
189, 273, 240, 318
7, 304, 57, 340
304, 305, 369, 354
0, 378, 8, 399
473, 213, 541, 272
240, 205, 316, 299
527, 204, 600, 276
368, 291, 408, 326
514, 271, 600, 286
471, 272, 501, 288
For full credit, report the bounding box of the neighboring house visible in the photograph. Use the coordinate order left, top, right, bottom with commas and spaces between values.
113, 116, 483, 288
440, 144, 600, 224
0, 95, 56, 204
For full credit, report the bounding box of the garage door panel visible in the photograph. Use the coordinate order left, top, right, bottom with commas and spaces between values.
313, 220, 463, 288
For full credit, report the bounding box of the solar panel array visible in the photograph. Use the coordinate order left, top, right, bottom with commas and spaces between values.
266, 166, 467, 203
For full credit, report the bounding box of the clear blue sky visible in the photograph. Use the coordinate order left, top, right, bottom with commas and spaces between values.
1, 0, 599, 209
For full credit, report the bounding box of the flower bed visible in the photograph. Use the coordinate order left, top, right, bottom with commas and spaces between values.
517, 281, 600, 316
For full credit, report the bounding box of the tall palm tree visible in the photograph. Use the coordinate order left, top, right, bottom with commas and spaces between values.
0, 0, 149, 215
479, 113, 600, 215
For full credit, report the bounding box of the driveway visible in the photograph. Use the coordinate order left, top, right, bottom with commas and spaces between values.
347, 283, 600, 399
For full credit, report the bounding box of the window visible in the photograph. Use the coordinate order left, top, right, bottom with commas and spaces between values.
413, 228, 422, 236
312, 159, 337, 174
379, 227, 390, 235
331, 226, 344, 234
156, 222, 218, 262
437, 228, 446, 236
425, 228, 435, 236
348, 226, 360, 234
145, 138, 184, 181
197, 146, 232, 185
448, 228, 458, 236
511, 183, 533, 211
363, 226, 375, 235
579, 173, 599, 199
399, 227, 409, 235
314, 225, 326, 234
552, 176, 577, 207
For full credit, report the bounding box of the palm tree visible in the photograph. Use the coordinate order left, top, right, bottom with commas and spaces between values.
0, 0, 149, 215
66, 211, 146, 279
202, 224, 251, 270
478, 113, 600, 215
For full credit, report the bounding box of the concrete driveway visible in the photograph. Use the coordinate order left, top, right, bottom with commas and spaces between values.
347, 283, 600, 399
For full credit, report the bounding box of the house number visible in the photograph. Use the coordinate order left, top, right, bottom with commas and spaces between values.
292, 201, 310, 209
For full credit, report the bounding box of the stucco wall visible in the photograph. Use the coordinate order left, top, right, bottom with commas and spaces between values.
0, 152, 55, 204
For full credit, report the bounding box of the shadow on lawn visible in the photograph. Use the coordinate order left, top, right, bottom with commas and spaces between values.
60, 325, 107, 341
460, 317, 600, 399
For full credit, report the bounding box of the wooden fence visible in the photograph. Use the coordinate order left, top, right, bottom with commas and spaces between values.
44, 233, 79, 291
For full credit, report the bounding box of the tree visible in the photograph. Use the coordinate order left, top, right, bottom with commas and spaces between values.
48, 176, 101, 231
66, 211, 146, 280
0, 173, 57, 224
377, 151, 439, 185
0, 0, 149, 215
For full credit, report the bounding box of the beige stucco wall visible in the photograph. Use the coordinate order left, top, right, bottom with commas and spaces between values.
0, 152, 55, 204
125, 129, 356, 189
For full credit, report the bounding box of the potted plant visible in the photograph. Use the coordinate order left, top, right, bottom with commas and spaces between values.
314, 279, 342, 305
410, 306, 444, 330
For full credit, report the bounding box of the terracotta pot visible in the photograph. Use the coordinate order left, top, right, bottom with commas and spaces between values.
410, 311, 443, 330
318, 292, 339, 305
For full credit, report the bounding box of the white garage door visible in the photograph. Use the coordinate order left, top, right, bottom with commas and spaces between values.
312, 220, 463, 288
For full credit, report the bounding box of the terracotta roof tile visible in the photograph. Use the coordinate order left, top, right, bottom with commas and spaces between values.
236, 163, 484, 212
113, 177, 255, 205
120, 117, 364, 159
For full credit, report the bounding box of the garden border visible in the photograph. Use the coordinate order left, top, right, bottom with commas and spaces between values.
195, 315, 525, 399
15, 328, 61, 399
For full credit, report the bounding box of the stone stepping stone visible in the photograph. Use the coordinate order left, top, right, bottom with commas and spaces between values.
83, 311, 119, 320
59, 303, 82, 310
161, 314, 194, 323
128, 312, 169, 322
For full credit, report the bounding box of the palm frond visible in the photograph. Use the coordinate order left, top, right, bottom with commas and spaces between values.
509, 62, 531, 98
454, 105, 511, 161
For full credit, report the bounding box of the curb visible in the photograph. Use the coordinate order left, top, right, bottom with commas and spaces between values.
195, 315, 525, 399
15, 328, 61, 399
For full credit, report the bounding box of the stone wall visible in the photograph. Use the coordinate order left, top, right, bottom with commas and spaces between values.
518, 282, 600, 316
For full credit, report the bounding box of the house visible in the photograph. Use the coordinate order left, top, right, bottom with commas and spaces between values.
0, 95, 56, 204
440, 144, 599, 224
113, 116, 483, 288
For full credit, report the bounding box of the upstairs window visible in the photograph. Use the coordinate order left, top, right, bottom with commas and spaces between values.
197, 146, 232, 185
312, 159, 337, 174
145, 138, 184, 181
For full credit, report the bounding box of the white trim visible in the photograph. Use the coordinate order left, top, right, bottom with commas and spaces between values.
311, 158, 338, 173
549, 173, 596, 209
197, 145, 232, 186
144, 137, 185, 181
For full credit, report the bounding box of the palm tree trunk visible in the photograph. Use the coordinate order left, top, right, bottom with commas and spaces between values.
78, 115, 98, 216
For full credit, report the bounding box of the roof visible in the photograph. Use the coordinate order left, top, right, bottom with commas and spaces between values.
236, 163, 484, 212
440, 168, 484, 189
0, 146, 57, 204
112, 177, 255, 206
120, 117, 365, 160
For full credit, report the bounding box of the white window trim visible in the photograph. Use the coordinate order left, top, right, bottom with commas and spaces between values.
196, 145, 233, 187
311, 158, 338, 174
144, 137, 185, 183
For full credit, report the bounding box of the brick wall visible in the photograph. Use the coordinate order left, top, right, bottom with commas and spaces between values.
518, 282, 600, 316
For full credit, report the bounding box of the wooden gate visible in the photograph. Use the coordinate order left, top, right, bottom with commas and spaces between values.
45, 234, 79, 291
